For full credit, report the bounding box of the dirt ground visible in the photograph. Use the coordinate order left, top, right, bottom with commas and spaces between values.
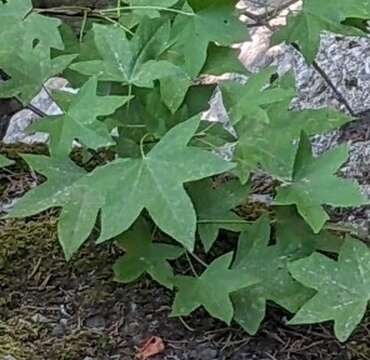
1, 147, 370, 360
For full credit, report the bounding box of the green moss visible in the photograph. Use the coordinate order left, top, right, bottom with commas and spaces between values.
0, 318, 44, 360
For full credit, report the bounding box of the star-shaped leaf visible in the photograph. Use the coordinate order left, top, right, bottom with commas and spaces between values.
171, 252, 259, 323
188, 178, 250, 252
113, 217, 184, 288
272, 0, 370, 63
0, 155, 14, 168
221, 68, 294, 126
160, 43, 248, 113
0, 0, 64, 52
29, 77, 131, 157
275, 206, 344, 256
3, 155, 99, 260
97, 116, 235, 250
6, 117, 233, 259
201, 44, 248, 76
70, 19, 181, 88
232, 216, 313, 335
275, 132, 368, 233
0, 45, 76, 104
288, 237, 370, 342
233, 101, 351, 183
224, 71, 350, 183
170, 0, 249, 77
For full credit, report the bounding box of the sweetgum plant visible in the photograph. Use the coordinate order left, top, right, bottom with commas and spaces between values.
2, 0, 370, 342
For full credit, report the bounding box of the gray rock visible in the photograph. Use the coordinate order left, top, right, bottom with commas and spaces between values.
340, 141, 370, 183
189, 344, 219, 360
1, 356, 17, 360
86, 315, 106, 329
2, 78, 67, 145
31, 313, 51, 324
50, 323, 66, 337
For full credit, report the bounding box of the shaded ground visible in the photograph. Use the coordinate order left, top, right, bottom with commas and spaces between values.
1, 147, 370, 360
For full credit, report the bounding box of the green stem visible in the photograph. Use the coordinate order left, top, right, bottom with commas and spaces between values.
195, 122, 217, 137
101, 5, 194, 17
95, 13, 134, 35
117, 0, 121, 18
189, 252, 208, 268
126, 84, 133, 113
185, 251, 199, 277
79, 10, 88, 42
34, 6, 91, 13
194, 137, 218, 150
120, 124, 146, 128
139, 134, 151, 158
197, 219, 251, 224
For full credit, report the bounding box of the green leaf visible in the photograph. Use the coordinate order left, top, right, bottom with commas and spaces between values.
259, 102, 351, 179
97, 116, 235, 250
0, 0, 64, 52
222, 69, 336, 182
0, 45, 76, 104
271, 0, 369, 63
171, 0, 249, 77
188, 178, 250, 252
171, 252, 259, 323
113, 217, 184, 288
6, 117, 233, 258
70, 19, 181, 87
288, 237, 370, 342
275, 206, 344, 256
221, 68, 294, 127
3, 155, 95, 260
275, 132, 368, 233
201, 44, 247, 76
29, 77, 131, 157
160, 43, 247, 117
0, 155, 14, 168
192, 121, 236, 150
232, 216, 313, 335
232, 93, 351, 182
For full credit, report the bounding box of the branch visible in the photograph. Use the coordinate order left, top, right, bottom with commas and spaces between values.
242, 0, 301, 28
291, 43, 355, 117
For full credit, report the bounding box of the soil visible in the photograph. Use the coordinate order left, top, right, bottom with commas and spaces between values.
1, 147, 370, 360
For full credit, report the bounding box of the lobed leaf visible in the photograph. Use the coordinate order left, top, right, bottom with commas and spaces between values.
272, 0, 370, 63
275, 132, 368, 233
171, 252, 259, 323
232, 216, 314, 334
70, 19, 182, 88
188, 178, 250, 252
113, 217, 184, 289
29, 77, 131, 157
289, 237, 370, 342
0, 155, 14, 168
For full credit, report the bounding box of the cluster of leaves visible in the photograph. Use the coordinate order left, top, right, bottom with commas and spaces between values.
2, 0, 370, 342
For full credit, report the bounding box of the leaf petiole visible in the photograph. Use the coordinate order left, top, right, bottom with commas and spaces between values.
185, 251, 199, 277
139, 133, 151, 158
95, 13, 134, 35
197, 219, 251, 225
101, 6, 195, 17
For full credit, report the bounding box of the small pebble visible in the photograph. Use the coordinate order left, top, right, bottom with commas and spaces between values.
31, 313, 50, 324
51, 324, 65, 338
86, 315, 106, 329
2, 356, 17, 360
